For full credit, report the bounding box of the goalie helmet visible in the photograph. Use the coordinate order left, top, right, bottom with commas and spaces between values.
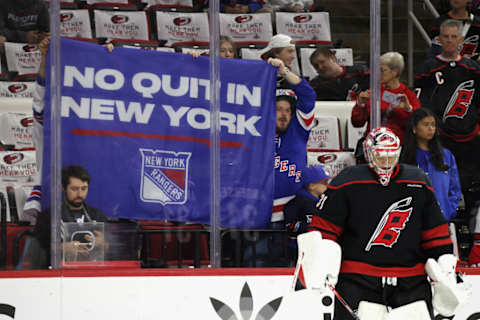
363, 127, 401, 186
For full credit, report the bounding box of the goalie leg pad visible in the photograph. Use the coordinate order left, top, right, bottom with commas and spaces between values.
357, 301, 387, 320
296, 231, 341, 290
384, 301, 430, 320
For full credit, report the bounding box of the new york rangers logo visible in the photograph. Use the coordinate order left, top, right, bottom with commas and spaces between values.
365, 197, 413, 251
140, 149, 191, 205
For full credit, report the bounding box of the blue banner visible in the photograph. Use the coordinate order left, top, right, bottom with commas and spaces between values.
43, 38, 277, 228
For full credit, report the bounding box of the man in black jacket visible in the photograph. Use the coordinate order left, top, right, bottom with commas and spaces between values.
32, 165, 108, 267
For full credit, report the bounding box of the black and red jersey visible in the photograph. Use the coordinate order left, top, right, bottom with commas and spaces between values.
429, 13, 480, 59
414, 55, 480, 141
310, 65, 370, 101
308, 164, 453, 278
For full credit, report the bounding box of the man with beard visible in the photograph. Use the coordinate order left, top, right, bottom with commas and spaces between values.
32, 165, 108, 267
240, 57, 315, 267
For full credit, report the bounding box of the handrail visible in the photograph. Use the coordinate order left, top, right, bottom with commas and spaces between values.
424, 0, 440, 18
0, 192, 6, 269
409, 11, 433, 46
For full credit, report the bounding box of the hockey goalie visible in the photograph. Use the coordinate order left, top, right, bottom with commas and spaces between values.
298, 128, 471, 320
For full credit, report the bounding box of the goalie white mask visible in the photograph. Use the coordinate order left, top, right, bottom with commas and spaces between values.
363, 127, 401, 186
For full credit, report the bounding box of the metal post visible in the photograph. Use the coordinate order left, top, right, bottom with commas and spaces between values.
209, 0, 221, 268
49, 0, 62, 269
408, 0, 414, 87
388, 0, 393, 51
370, 0, 381, 130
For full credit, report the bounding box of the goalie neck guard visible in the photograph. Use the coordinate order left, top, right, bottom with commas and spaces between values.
363, 127, 401, 186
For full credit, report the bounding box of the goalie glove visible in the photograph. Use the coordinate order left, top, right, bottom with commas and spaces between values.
294, 231, 341, 292
425, 254, 472, 317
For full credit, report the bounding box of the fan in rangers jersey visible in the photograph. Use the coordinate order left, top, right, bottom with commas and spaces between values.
241, 57, 315, 267
307, 127, 466, 320
415, 18, 480, 201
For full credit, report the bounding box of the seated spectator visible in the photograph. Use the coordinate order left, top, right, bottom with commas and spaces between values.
400, 108, 462, 222
0, 0, 49, 44
219, 0, 264, 13
31, 165, 109, 268
283, 165, 329, 265
351, 51, 420, 144
187, 36, 238, 58
428, 0, 480, 60
309, 47, 370, 101
262, 0, 313, 12
261, 34, 298, 89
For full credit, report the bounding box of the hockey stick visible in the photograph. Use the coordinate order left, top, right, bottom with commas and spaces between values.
327, 284, 361, 320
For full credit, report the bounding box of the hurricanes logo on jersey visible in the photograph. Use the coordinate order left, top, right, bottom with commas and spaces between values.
443, 80, 474, 122
461, 35, 479, 58
365, 197, 413, 251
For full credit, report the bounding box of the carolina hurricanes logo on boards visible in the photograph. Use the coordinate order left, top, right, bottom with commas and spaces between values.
317, 154, 337, 164
235, 15, 253, 23
22, 45, 38, 52
20, 117, 34, 127
111, 15, 129, 24
173, 17, 191, 26
443, 80, 474, 122
365, 197, 413, 251
139, 149, 192, 205
60, 13, 74, 22
3, 153, 24, 165
293, 14, 312, 23
8, 84, 27, 94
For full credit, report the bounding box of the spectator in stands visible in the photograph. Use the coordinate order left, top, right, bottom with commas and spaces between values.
283, 165, 329, 265
415, 19, 480, 201
309, 47, 370, 101
219, 0, 264, 13
187, 36, 238, 59
242, 56, 316, 267
261, 34, 298, 89
262, 0, 313, 12
21, 35, 50, 225
0, 0, 49, 44
31, 165, 108, 268
428, 0, 480, 60
351, 51, 420, 143
400, 108, 461, 221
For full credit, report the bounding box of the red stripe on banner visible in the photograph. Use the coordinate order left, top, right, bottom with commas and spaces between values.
71, 129, 243, 149
340, 261, 426, 277
422, 237, 452, 250
422, 224, 450, 241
